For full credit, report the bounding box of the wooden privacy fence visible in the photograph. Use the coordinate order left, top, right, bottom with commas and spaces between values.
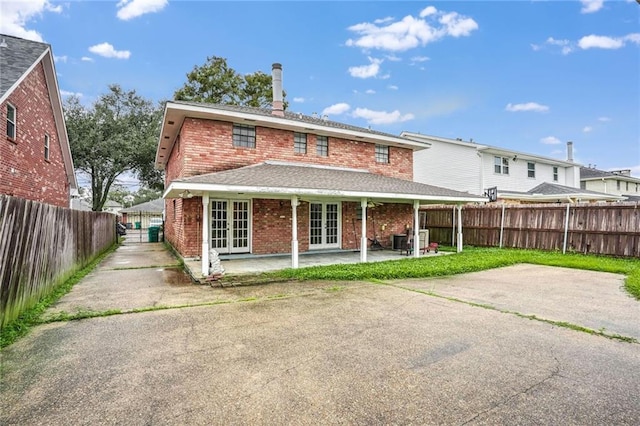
423, 202, 640, 258
0, 195, 116, 328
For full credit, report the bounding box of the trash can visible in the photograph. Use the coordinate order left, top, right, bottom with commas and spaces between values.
126, 222, 133, 230
135, 221, 141, 230
148, 226, 160, 243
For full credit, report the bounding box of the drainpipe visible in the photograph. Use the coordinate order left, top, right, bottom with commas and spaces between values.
201, 194, 210, 276
562, 198, 572, 254
360, 198, 368, 263
413, 200, 420, 258
457, 204, 463, 253
291, 196, 299, 268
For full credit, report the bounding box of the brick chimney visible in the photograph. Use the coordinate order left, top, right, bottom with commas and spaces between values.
566, 141, 573, 162
271, 63, 284, 117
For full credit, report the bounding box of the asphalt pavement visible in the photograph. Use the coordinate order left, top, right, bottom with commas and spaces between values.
1, 240, 639, 425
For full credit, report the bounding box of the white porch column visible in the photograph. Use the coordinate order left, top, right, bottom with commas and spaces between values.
291, 196, 299, 268
456, 204, 463, 253
360, 198, 368, 262
201, 194, 210, 276
413, 200, 420, 258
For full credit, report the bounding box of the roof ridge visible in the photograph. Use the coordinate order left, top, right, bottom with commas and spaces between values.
264, 160, 369, 173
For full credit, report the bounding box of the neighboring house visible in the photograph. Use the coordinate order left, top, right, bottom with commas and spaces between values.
499, 182, 625, 203
581, 167, 640, 202
70, 197, 92, 211
0, 34, 77, 207
404, 133, 617, 203
120, 198, 164, 228
155, 64, 485, 275
103, 200, 123, 216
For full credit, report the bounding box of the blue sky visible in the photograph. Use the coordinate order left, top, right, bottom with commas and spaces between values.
2, 0, 639, 178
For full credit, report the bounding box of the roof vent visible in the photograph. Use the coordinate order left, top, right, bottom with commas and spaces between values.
322, 114, 328, 122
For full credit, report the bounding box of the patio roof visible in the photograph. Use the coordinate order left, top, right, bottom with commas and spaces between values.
164, 161, 487, 204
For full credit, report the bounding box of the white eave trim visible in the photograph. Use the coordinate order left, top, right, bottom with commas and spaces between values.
163, 181, 487, 204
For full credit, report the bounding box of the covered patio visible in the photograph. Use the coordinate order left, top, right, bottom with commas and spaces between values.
183, 247, 447, 280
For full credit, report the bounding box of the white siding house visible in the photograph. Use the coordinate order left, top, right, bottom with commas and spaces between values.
402, 133, 621, 203
581, 167, 640, 201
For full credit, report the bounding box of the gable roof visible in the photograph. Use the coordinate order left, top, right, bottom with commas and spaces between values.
401, 131, 579, 167
121, 198, 164, 213
0, 34, 77, 190
499, 182, 625, 202
581, 166, 640, 183
164, 161, 486, 204
156, 100, 431, 169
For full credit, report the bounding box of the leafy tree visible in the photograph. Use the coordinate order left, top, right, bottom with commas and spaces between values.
174, 56, 288, 109
65, 85, 163, 211
107, 184, 134, 207
132, 187, 162, 205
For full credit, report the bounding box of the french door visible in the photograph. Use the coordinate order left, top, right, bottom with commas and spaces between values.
210, 199, 250, 254
309, 202, 340, 249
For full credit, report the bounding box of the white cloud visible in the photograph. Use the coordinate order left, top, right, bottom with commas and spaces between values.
54, 55, 67, 63
540, 136, 561, 145
374, 16, 394, 24
88, 42, 131, 59
384, 54, 402, 62
81, 56, 95, 62
0, 0, 63, 42
388, 85, 398, 90
345, 6, 477, 52
365, 89, 376, 94
293, 97, 305, 103
410, 55, 430, 62
505, 102, 549, 113
322, 103, 351, 116
348, 57, 382, 79
583, 126, 592, 133
60, 90, 83, 98
580, 0, 604, 14
352, 108, 414, 125
598, 116, 611, 122
116, 0, 168, 20
545, 37, 574, 55
578, 34, 624, 50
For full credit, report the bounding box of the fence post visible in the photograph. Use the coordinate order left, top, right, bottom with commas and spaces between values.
451, 205, 456, 247
562, 203, 571, 254
499, 204, 505, 248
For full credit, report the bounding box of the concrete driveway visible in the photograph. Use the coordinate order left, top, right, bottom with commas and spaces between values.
1, 241, 639, 425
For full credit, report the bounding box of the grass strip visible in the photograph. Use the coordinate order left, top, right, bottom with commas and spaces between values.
0, 243, 119, 349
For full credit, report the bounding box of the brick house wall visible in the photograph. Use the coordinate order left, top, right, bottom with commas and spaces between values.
0, 62, 69, 207
164, 118, 413, 184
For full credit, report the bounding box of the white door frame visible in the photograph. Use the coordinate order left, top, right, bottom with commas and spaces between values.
309, 201, 341, 250
209, 198, 252, 254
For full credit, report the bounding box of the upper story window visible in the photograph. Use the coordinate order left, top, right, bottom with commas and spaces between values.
44, 134, 50, 161
316, 135, 328, 157
527, 162, 536, 178
294, 132, 307, 154
6, 103, 16, 139
553, 166, 559, 182
494, 156, 509, 175
580, 181, 586, 190
375, 144, 389, 163
232, 124, 255, 148
626, 181, 629, 191
616, 180, 621, 190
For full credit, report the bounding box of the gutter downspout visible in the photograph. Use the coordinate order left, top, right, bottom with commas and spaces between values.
562, 198, 572, 254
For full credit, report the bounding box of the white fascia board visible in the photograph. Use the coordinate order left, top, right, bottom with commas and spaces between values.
163, 181, 486, 204
166, 102, 430, 148
503, 193, 624, 202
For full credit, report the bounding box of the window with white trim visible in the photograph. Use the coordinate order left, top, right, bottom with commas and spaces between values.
316, 135, 328, 157
44, 134, 50, 161
294, 132, 307, 153
527, 162, 536, 178
375, 144, 389, 163
494, 156, 509, 174
617, 180, 621, 190
553, 166, 558, 182
6, 103, 16, 139
232, 124, 255, 148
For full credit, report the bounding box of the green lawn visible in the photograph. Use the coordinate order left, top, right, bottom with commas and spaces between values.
270, 248, 640, 300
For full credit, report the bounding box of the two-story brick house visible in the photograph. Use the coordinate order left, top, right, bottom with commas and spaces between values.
156, 64, 485, 275
0, 34, 77, 207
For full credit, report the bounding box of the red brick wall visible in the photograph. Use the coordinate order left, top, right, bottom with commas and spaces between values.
173, 118, 413, 180
164, 196, 202, 257
0, 62, 70, 207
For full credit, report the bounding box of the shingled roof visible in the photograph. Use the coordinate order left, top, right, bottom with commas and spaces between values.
167, 161, 486, 203
499, 182, 626, 202
0, 34, 49, 98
